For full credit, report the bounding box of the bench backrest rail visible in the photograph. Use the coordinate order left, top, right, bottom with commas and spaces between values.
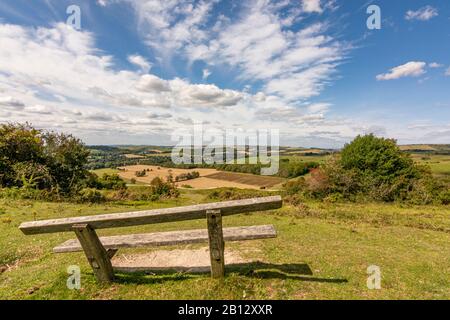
19, 196, 282, 235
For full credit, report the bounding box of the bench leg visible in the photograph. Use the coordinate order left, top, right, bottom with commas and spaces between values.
206, 209, 225, 279
72, 224, 114, 283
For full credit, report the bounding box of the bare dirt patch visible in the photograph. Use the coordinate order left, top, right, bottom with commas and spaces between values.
112, 247, 248, 273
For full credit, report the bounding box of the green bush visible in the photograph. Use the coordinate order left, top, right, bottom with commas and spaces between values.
97, 173, 127, 190
0, 123, 90, 195
175, 171, 200, 182
0, 187, 57, 201
286, 134, 443, 204
439, 190, 450, 205
135, 170, 147, 177
149, 177, 179, 198
76, 188, 106, 203
283, 178, 307, 195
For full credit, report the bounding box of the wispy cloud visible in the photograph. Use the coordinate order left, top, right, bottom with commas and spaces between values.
376, 61, 426, 81
301, 0, 323, 14
405, 6, 438, 21
202, 68, 211, 80
429, 62, 443, 68
127, 54, 152, 73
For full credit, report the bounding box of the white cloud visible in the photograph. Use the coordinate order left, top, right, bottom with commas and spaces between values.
376, 61, 427, 81
25, 105, 53, 114
127, 0, 214, 55
301, 0, 323, 14
405, 6, 438, 21
136, 74, 170, 92
171, 81, 244, 108
0, 96, 25, 109
3, 5, 433, 146
202, 68, 211, 80
429, 62, 442, 68
0, 22, 270, 143
127, 54, 151, 73
115, 1, 346, 103
446, 67, 450, 76
187, 5, 346, 102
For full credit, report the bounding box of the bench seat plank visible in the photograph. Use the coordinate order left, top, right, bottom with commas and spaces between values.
20, 196, 282, 235
53, 225, 277, 253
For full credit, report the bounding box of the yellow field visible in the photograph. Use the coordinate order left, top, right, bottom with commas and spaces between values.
116, 165, 279, 189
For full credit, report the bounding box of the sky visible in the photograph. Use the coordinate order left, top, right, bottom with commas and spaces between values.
0, 0, 449, 147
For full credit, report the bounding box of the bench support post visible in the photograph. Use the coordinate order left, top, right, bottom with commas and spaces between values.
206, 209, 225, 279
73, 224, 114, 283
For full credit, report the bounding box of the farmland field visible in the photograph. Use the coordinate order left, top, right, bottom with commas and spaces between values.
205, 171, 284, 188
411, 154, 450, 176
113, 165, 279, 190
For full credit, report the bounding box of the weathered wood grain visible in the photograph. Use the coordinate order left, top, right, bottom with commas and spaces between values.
20, 196, 282, 235
53, 225, 277, 253
207, 209, 225, 278
72, 224, 114, 283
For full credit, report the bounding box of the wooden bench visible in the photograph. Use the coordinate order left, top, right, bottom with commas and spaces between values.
19, 196, 282, 283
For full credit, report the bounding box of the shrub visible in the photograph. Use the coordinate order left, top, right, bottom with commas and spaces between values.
439, 190, 450, 205
0, 123, 45, 187
284, 193, 306, 207
175, 171, 200, 182
323, 193, 345, 203
284, 134, 441, 204
135, 170, 147, 177
97, 173, 127, 190
283, 178, 307, 195
0, 123, 90, 195
149, 177, 179, 198
76, 188, 106, 203
0, 186, 56, 201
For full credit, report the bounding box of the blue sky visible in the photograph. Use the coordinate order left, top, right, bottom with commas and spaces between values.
0, 0, 449, 147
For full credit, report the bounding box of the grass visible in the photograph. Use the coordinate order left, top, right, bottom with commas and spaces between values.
0, 189, 449, 300
91, 168, 120, 176
412, 154, 450, 176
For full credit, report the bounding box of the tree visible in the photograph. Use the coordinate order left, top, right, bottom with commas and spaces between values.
0, 123, 90, 194
0, 123, 46, 187
340, 134, 419, 184
42, 131, 90, 193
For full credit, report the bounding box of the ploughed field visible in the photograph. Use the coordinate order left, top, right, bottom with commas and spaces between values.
115, 165, 284, 190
